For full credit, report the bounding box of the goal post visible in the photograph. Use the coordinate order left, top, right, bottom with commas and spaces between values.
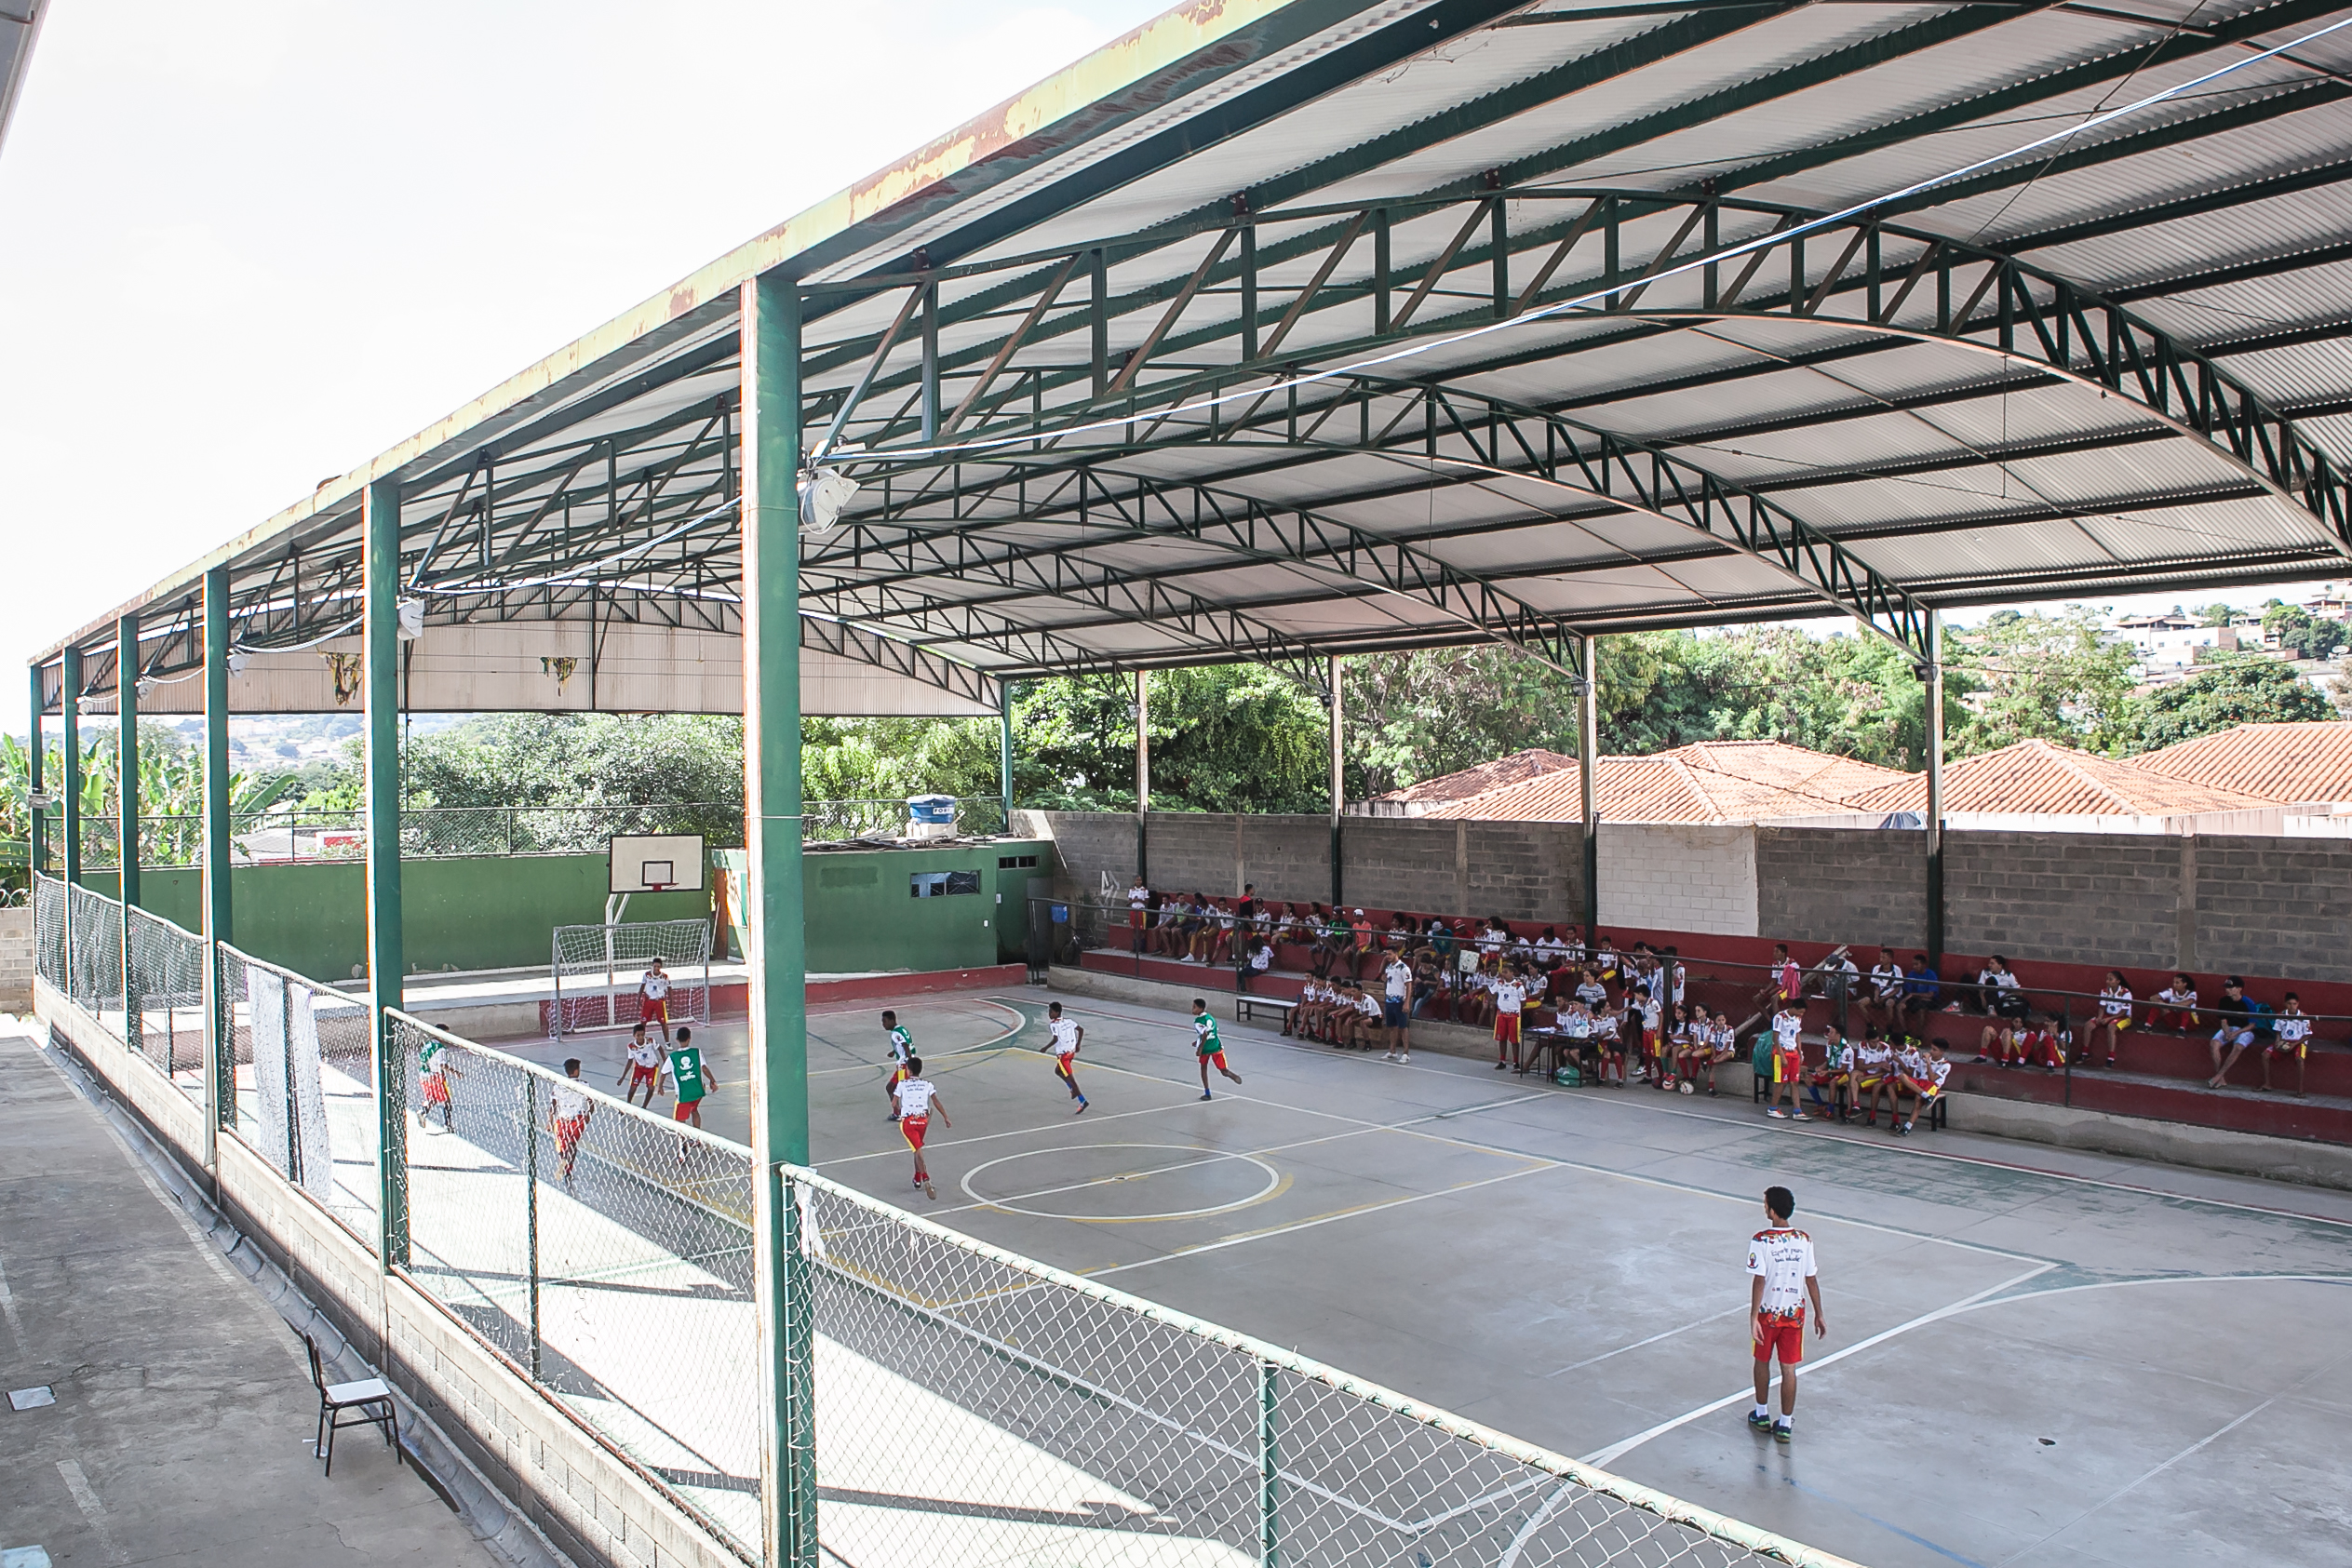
549, 918, 713, 1039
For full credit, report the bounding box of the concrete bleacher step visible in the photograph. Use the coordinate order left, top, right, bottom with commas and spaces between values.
1946, 1059, 2352, 1144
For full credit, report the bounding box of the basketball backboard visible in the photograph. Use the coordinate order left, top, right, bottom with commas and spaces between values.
610, 833, 706, 893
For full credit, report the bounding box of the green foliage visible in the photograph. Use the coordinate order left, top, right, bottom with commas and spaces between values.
2194, 602, 2239, 627
1950, 607, 2136, 755
2129, 653, 2333, 751
2260, 603, 2349, 663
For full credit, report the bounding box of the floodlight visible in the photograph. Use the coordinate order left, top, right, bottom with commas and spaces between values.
226, 652, 251, 677
396, 598, 425, 641
26, 791, 57, 810
799, 467, 861, 538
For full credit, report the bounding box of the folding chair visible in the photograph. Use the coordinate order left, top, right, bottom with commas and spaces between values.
302, 1333, 399, 1477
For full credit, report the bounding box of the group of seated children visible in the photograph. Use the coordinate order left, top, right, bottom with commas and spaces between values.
1756, 1007, 1953, 1135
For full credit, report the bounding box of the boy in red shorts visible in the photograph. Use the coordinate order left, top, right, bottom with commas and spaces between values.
1746, 1185, 1825, 1444
551, 1058, 593, 1186
638, 958, 674, 1045
668, 1027, 716, 1132
893, 1056, 951, 1199
1192, 998, 1244, 1100
617, 1022, 664, 1108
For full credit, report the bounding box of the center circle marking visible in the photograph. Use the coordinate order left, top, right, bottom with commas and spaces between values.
961, 1143, 1282, 1222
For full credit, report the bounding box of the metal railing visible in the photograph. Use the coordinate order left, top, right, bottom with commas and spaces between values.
31, 868, 1848, 1568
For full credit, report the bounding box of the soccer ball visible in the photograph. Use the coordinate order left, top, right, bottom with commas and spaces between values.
1679, 1080, 1695, 1094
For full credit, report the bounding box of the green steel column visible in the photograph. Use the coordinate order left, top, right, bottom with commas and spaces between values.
1578, 634, 1599, 935
203, 568, 234, 1161
60, 647, 81, 888
742, 267, 816, 1568
1134, 669, 1149, 885
1327, 655, 1343, 907
363, 476, 409, 1268
118, 613, 141, 1052
1924, 611, 1945, 968
25, 665, 42, 881
998, 679, 1015, 830
1258, 1360, 1280, 1568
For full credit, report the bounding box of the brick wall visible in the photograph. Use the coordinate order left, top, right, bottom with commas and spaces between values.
2192, 835, 2352, 985
1945, 831, 2184, 968
1756, 827, 1929, 950
0, 906, 30, 1014
1600, 824, 1758, 936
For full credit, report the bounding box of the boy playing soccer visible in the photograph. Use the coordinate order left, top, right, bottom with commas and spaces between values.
551, 1058, 593, 1186
1044, 1001, 1088, 1113
882, 1010, 915, 1119
893, 1057, 950, 1199
618, 1022, 664, 1108
415, 1032, 461, 1132
1764, 1003, 1805, 1120
638, 958, 674, 1044
1745, 1186, 1825, 1444
669, 1027, 716, 1132
1192, 998, 1243, 1100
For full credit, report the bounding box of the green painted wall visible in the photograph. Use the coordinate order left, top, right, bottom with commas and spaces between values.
88, 838, 1053, 983
716, 839, 1049, 974
89, 855, 708, 981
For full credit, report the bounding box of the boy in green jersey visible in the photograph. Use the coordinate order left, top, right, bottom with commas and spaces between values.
669, 1026, 718, 1131
882, 1010, 914, 1120
1191, 998, 1243, 1101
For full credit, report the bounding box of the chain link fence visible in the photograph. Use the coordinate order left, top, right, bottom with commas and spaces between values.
65, 878, 123, 1023
794, 1170, 1800, 1568
388, 1014, 760, 1555
219, 942, 382, 1247
127, 904, 207, 1102
34, 873, 65, 992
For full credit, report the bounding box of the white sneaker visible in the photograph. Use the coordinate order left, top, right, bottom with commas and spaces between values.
1767, 1108, 1789, 1119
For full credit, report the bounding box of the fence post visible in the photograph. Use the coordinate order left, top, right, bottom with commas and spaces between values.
26, 664, 43, 886
119, 612, 142, 1057
364, 476, 410, 1270
1259, 1359, 1279, 1568
525, 1072, 543, 1382
203, 565, 235, 1165
781, 1171, 817, 1557
281, 977, 299, 1181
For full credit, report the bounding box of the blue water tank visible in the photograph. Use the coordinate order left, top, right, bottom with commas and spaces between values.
907, 794, 957, 825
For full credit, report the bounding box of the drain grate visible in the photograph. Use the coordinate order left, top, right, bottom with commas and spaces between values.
7, 1387, 56, 1412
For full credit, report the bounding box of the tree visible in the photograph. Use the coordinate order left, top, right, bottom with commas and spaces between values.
2195, 602, 2239, 627
2129, 652, 2333, 751
1948, 607, 2136, 755
2330, 655, 2352, 720
2261, 602, 2349, 663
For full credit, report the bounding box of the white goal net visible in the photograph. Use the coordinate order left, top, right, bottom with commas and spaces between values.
548, 918, 713, 1039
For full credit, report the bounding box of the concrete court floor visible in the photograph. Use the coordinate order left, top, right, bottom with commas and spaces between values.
0, 1026, 499, 1568
514, 987, 2352, 1568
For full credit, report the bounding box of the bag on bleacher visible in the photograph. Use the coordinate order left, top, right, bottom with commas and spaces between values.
1750, 1035, 1774, 1079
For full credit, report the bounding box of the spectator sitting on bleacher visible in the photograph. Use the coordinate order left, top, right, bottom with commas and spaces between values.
1239, 934, 1273, 992
1411, 946, 1442, 1020
1804, 1025, 1852, 1120
1593, 998, 1626, 1085
1754, 944, 1804, 1021
2209, 978, 2257, 1087
1973, 955, 2029, 1020
1852, 1029, 1896, 1126
1535, 926, 1569, 964
1889, 1039, 1950, 1135
1900, 955, 1942, 1028
1863, 948, 1902, 1032
2017, 1012, 2065, 1071
1593, 933, 1621, 983
2267, 995, 2311, 1097
2084, 971, 2133, 1067
2150, 973, 2198, 1032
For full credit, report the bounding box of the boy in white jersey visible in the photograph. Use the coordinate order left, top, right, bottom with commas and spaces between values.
617, 1022, 664, 1108
2265, 992, 2311, 1096
1043, 1001, 1088, 1113
1764, 1005, 1805, 1119
1746, 1186, 1824, 1444
893, 1057, 950, 1199
1592, 1001, 1625, 1086
637, 958, 675, 1044
1851, 1029, 1896, 1127
1490, 966, 1526, 1072
551, 1058, 594, 1186
1891, 1039, 1950, 1133
1805, 1026, 1852, 1121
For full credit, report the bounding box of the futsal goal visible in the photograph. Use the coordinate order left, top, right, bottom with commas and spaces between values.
549, 833, 714, 1039
548, 918, 713, 1039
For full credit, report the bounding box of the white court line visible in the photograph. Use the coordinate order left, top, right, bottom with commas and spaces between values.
0, 1258, 24, 1355
1035, 996, 2352, 1233
56, 1459, 128, 1565
1544, 1305, 1751, 1379
1580, 1261, 2059, 1467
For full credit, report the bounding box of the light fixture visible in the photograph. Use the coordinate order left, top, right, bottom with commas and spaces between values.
396, 598, 425, 641
134, 677, 157, 702
226, 651, 251, 677
798, 467, 861, 538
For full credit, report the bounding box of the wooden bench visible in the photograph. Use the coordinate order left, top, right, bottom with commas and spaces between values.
1235, 995, 1299, 1032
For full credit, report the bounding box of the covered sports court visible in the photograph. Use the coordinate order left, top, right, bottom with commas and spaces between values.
26, 1, 2352, 1563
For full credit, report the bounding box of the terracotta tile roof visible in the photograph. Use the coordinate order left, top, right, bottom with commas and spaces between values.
1844, 738, 2279, 817
1413, 741, 1908, 824
2135, 721, 2352, 803
1378, 747, 1579, 804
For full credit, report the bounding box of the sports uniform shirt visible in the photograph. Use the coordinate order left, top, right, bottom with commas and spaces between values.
669, 1047, 709, 1103
1869, 963, 1902, 998
1249, 945, 1273, 972
1193, 1014, 1223, 1055
1129, 883, 1149, 911
1820, 1040, 1853, 1073
1048, 1018, 1080, 1059
1855, 1043, 1893, 1078
886, 1025, 915, 1065
1563, 1010, 1592, 1039
2277, 1013, 2313, 1045
1494, 981, 1525, 1016
1384, 961, 1411, 1001
419, 1038, 449, 1079
1671, 963, 1687, 1004
894, 1078, 936, 1119
1747, 1227, 1817, 1321
641, 970, 671, 1000
553, 1081, 591, 1123
1641, 997, 1662, 1033
1356, 993, 1381, 1018
1896, 1046, 1929, 1079
2099, 985, 2132, 1016
626, 1039, 662, 1070
1918, 1057, 1952, 1092
1771, 1012, 1804, 1052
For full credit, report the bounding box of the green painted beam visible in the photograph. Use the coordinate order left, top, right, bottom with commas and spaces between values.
60, 647, 80, 888
362, 476, 408, 1268
742, 266, 816, 1568
118, 611, 141, 1050
204, 567, 233, 1156
24, 664, 41, 882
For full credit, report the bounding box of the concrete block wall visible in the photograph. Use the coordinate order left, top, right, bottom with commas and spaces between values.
1460, 821, 1581, 924
1944, 831, 2184, 969
0, 906, 32, 1013
1600, 825, 1758, 936
1756, 827, 1928, 950
2192, 836, 2352, 985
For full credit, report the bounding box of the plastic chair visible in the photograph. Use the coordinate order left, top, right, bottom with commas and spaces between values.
303, 1333, 399, 1476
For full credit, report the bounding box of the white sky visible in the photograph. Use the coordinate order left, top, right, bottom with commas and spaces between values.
0, 1, 2341, 744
